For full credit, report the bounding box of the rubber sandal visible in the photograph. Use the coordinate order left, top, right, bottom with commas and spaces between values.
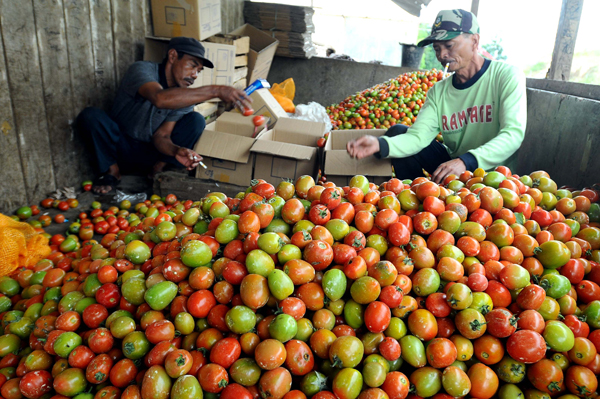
92, 174, 120, 195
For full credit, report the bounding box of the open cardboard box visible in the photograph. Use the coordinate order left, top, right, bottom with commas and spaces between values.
323, 130, 392, 186
230, 24, 278, 85
250, 118, 327, 186
193, 112, 265, 186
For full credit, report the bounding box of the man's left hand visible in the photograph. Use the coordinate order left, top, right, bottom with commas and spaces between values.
175, 147, 202, 171
432, 158, 466, 184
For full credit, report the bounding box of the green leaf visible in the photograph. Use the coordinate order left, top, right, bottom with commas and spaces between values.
515, 212, 525, 225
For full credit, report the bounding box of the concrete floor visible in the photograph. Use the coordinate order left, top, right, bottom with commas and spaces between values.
41, 174, 155, 237
38, 170, 247, 238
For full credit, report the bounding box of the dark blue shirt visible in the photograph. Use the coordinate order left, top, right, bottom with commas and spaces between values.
110, 61, 194, 142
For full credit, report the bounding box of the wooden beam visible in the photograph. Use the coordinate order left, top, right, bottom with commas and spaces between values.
1, 0, 57, 203
33, 0, 80, 189
548, 0, 583, 81
470, 0, 480, 16
0, 24, 28, 213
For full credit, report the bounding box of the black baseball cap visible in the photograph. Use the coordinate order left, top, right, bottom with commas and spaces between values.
167, 37, 214, 68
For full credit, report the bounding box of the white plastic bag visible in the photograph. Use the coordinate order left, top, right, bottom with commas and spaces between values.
288, 102, 332, 133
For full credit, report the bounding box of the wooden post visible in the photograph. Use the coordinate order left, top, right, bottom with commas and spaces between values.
470, 0, 479, 16
548, 0, 584, 81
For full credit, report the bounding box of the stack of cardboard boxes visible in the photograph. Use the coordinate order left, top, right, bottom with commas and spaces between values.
244, 1, 317, 59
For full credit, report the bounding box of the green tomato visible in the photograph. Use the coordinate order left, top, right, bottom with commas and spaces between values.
584, 300, 600, 329
268, 314, 297, 343
300, 371, 328, 397
257, 232, 283, 254
225, 306, 256, 334
267, 270, 294, 301
180, 240, 212, 267
121, 277, 147, 306
124, 240, 151, 264
245, 249, 275, 277
322, 269, 347, 302
215, 218, 238, 244
540, 274, 571, 299
332, 368, 363, 399
144, 281, 178, 311
411, 367, 442, 398
0, 277, 20, 297
325, 219, 350, 242
54, 332, 82, 358
543, 321, 575, 352
277, 244, 301, 265
400, 335, 426, 368
171, 375, 202, 399
122, 331, 151, 360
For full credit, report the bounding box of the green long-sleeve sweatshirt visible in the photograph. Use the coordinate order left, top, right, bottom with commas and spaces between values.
378, 59, 527, 171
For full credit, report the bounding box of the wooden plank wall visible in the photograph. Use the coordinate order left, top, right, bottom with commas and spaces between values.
0, 0, 242, 214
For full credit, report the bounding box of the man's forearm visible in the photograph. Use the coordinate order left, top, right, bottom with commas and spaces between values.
154, 85, 222, 109
153, 134, 180, 156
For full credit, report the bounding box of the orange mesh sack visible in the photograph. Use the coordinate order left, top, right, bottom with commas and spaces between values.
0, 213, 51, 275
270, 78, 296, 113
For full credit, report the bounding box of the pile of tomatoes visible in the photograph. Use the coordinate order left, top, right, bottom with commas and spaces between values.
3, 166, 600, 399
326, 69, 444, 130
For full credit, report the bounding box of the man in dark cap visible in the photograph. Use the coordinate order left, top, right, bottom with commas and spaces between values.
347, 9, 527, 182
77, 37, 252, 194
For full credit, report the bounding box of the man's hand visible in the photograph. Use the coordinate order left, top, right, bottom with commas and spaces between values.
218, 86, 252, 110
347, 136, 380, 159
175, 147, 202, 171
432, 158, 466, 184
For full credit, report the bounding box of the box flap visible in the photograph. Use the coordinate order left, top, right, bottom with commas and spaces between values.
196, 130, 253, 163
324, 150, 392, 176
230, 24, 278, 53
273, 118, 327, 146
215, 112, 258, 137
330, 129, 387, 150
251, 140, 315, 161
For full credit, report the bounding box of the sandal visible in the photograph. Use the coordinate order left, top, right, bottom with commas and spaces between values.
92, 174, 120, 195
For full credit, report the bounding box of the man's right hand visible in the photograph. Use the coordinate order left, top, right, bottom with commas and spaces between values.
347, 135, 380, 159
217, 86, 252, 110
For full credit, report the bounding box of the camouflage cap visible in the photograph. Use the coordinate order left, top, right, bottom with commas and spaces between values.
417, 9, 480, 47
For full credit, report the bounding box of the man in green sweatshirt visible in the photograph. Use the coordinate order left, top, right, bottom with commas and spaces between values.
346, 9, 527, 183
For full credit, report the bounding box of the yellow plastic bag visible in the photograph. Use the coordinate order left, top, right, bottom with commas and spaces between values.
270, 78, 296, 113
0, 213, 51, 275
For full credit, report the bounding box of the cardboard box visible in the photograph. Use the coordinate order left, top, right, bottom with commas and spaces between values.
194, 102, 218, 124
235, 55, 248, 67
151, 0, 221, 41
194, 102, 218, 117
249, 88, 287, 129
144, 37, 235, 90
230, 24, 278, 85
232, 78, 246, 90
205, 34, 250, 54
194, 112, 264, 186
234, 67, 248, 82
250, 118, 326, 185
323, 130, 392, 186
